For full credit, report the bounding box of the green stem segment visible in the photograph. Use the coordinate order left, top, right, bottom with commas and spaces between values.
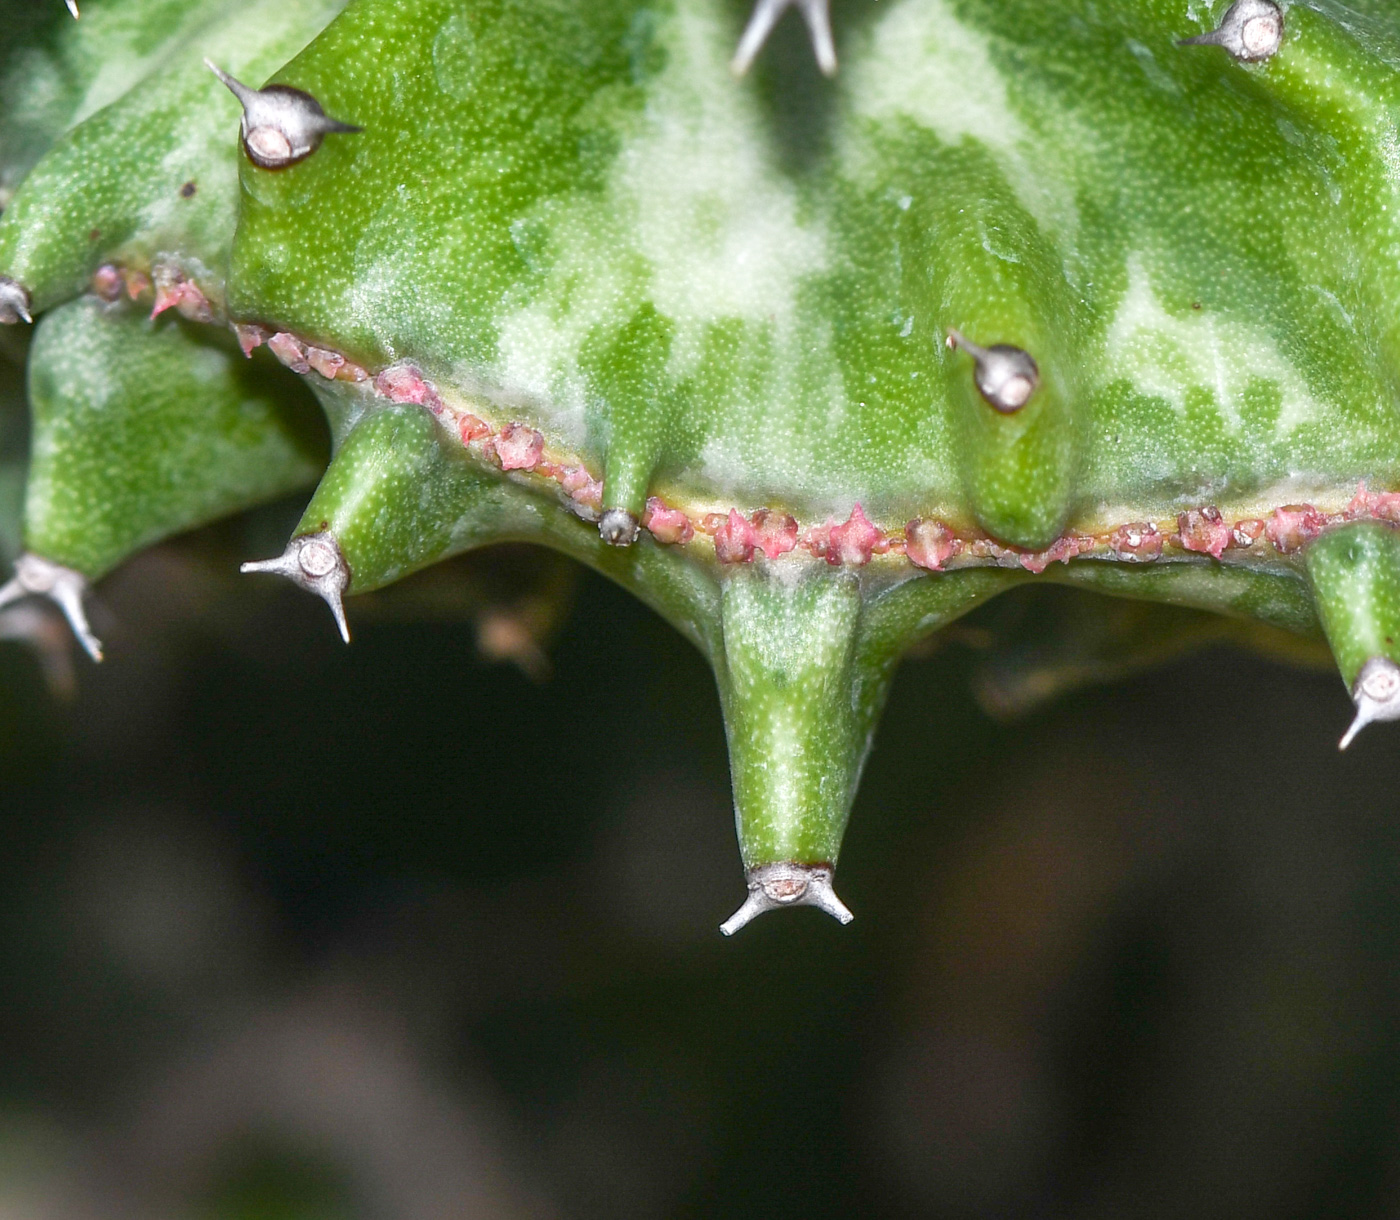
713, 563, 1017, 932
26, 298, 324, 579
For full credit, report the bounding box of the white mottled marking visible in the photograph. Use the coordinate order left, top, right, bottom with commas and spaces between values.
494, 0, 836, 465
1104, 254, 1322, 434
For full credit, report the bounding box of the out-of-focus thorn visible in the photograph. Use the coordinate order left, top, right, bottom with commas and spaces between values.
732, 0, 837, 77
240, 532, 351, 643
0, 553, 103, 661
65, 0, 79, 16
0, 601, 79, 697
475, 607, 552, 683
0, 278, 33, 325
719, 862, 853, 935
1340, 655, 1400, 749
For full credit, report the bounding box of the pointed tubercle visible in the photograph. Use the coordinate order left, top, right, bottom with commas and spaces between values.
720, 863, 853, 936
946, 328, 1039, 413
206, 60, 361, 170
0, 278, 33, 325
731, 0, 837, 77
241, 532, 351, 643
1178, 0, 1282, 62
0, 553, 103, 661
1340, 655, 1400, 749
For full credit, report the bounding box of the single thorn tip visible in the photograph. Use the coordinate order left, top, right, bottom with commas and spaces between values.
732, 0, 837, 77
0, 278, 33, 325
1340, 655, 1400, 749
0, 554, 102, 661
241, 533, 352, 643
65, 0, 79, 15
1179, 0, 1282, 61
719, 862, 853, 935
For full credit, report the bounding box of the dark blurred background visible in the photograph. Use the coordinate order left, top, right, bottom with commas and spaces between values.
1, 499, 1399, 1219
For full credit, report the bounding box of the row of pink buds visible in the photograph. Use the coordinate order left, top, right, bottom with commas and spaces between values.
239, 325, 368, 382
1346, 481, 1400, 525
1016, 533, 1097, 574
704, 508, 802, 563
1176, 503, 1331, 558
94, 263, 213, 321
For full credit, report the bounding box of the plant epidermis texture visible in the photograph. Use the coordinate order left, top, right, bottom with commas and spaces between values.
5, 0, 1400, 928
228, 0, 1400, 537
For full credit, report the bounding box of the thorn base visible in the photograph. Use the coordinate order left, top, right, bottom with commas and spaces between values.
0, 553, 103, 661
241, 533, 352, 643
1340, 655, 1400, 749
720, 862, 853, 935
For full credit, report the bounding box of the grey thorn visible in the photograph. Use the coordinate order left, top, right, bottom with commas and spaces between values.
0, 278, 33, 325
65, 0, 79, 16
719, 862, 854, 936
731, 0, 837, 78
1179, 0, 1283, 62
205, 60, 361, 170
1340, 655, 1400, 749
0, 553, 103, 661
241, 532, 351, 643
598, 508, 640, 547
946, 328, 1040, 414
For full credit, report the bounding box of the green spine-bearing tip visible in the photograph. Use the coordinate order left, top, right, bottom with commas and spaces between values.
1306, 521, 1400, 748
714, 565, 868, 933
